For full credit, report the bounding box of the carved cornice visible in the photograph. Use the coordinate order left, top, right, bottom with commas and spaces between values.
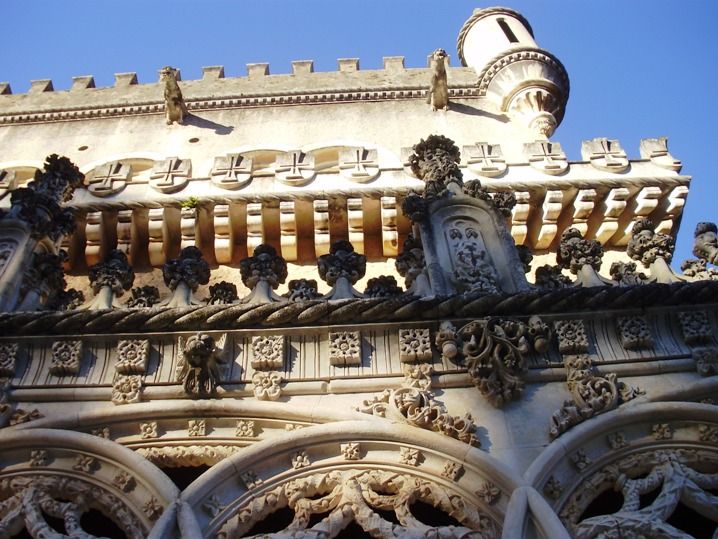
1, 280, 717, 336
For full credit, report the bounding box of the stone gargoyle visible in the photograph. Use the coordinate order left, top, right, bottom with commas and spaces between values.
176, 333, 228, 396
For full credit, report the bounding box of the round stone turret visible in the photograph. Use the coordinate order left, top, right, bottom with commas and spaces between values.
457, 6, 569, 138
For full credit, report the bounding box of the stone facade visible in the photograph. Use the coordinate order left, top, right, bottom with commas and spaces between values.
0, 6, 715, 539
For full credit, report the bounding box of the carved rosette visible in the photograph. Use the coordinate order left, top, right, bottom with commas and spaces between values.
252, 371, 283, 401
438, 316, 549, 407
616, 316, 653, 350
176, 333, 227, 397
0, 343, 18, 377
554, 320, 589, 355
317, 240, 366, 300
238, 244, 288, 304
329, 331, 361, 366
49, 340, 82, 376
251, 335, 284, 370
112, 375, 143, 405
693, 348, 718, 376
678, 310, 712, 345
398, 328, 432, 363
116, 339, 149, 374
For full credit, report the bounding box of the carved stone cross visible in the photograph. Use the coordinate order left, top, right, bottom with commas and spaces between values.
149, 157, 191, 193
640, 137, 682, 171
211, 154, 252, 190
464, 143, 507, 177
339, 147, 379, 182
87, 161, 131, 197
525, 141, 568, 175
275, 150, 315, 186
0, 169, 17, 199
581, 138, 629, 172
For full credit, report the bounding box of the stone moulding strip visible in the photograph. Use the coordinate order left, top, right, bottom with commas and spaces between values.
0, 85, 481, 126
0, 281, 717, 336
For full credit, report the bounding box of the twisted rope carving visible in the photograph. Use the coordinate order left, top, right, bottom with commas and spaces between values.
2, 280, 718, 336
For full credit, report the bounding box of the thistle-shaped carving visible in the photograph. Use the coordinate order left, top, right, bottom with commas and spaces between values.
86, 249, 135, 309
691, 222, 718, 267
176, 333, 228, 396
207, 281, 238, 305
534, 265, 571, 290
317, 240, 366, 300
681, 258, 718, 281
284, 279, 321, 301
610, 261, 648, 286
438, 317, 550, 407
408, 135, 463, 199
6, 154, 84, 241
557, 227, 609, 287
126, 286, 160, 308
161, 246, 210, 307
395, 235, 430, 296
626, 218, 682, 283
238, 244, 288, 304
46, 288, 85, 311
363, 275, 402, 298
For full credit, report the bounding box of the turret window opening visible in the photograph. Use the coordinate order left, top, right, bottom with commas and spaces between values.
497, 18, 519, 43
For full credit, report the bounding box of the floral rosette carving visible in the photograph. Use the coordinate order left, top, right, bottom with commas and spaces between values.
49, 340, 82, 376
252, 371, 283, 401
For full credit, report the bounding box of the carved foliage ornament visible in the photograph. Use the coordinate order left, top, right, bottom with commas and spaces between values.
116, 339, 149, 374
251, 335, 284, 370
398, 328, 432, 363
329, 331, 361, 366
88, 249, 135, 296
112, 374, 143, 405
252, 371, 283, 401
0, 342, 18, 377
218, 468, 498, 538
437, 316, 550, 407
50, 340, 82, 376
627, 217, 675, 267
163, 246, 210, 292
408, 135, 463, 199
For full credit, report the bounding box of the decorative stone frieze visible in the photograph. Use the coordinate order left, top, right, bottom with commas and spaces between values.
111, 374, 143, 405
206, 281, 238, 305
340, 442, 361, 460
149, 157, 191, 193
252, 371, 282, 401
550, 354, 643, 439
137, 445, 239, 467
398, 328, 432, 363
0, 343, 18, 376
176, 333, 227, 396
318, 240, 366, 300
162, 246, 210, 307
524, 140, 568, 175
126, 285, 160, 308
251, 335, 284, 370
86, 161, 131, 197
239, 243, 288, 304
211, 153, 252, 190
329, 331, 361, 366
678, 310, 713, 345
49, 340, 82, 376
581, 138, 629, 172
116, 339, 149, 374
554, 319, 589, 355
616, 315, 653, 350
693, 347, 718, 376
437, 317, 549, 407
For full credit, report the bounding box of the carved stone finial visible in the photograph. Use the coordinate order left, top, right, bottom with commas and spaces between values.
515, 245, 533, 274
161, 246, 210, 307
363, 275, 402, 298
238, 244, 288, 304
126, 286, 160, 308
681, 258, 718, 281
7, 154, 83, 241
284, 279, 320, 302
86, 249, 135, 309
176, 333, 227, 396
159, 66, 187, 125
627, 218, 682, 284
207, 281, 238, 305
692, 222, 718, 266
395, 235, 429, 296
557, 227, 609, 287
408, 135, 463, 199
317, 240, 366, 300
427, 49, 449, 112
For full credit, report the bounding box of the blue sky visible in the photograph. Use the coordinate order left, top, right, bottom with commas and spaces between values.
2, 1, 717, 265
